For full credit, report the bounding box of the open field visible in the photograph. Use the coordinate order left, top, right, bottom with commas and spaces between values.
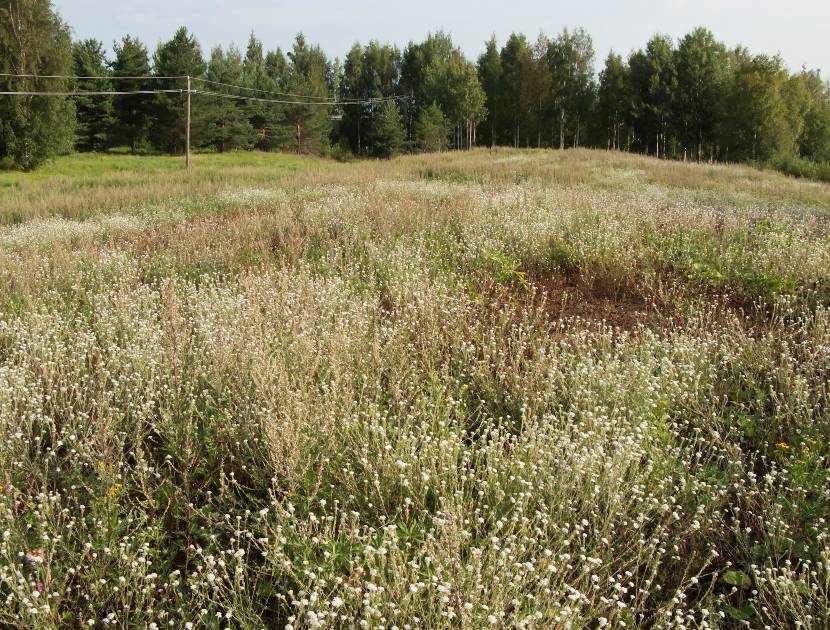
0, 149, 829, 628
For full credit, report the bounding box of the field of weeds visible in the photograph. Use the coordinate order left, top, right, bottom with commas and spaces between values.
0, 148, 829, 628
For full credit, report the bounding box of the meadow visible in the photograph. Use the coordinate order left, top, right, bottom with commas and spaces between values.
0, 148, 829, 628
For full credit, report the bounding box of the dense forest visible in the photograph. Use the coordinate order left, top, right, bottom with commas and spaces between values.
2, 0, 829, 176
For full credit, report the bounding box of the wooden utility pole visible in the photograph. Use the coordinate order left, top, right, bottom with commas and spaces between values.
185, 75, 191, 171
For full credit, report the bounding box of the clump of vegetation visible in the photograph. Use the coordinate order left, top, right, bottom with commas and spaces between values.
415, 103, 451, 153
0, 149, 829, 627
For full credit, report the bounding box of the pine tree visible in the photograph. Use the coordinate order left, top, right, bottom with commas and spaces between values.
111, 35, 151, 155
72, 39, 113, 152
150, 27, 205, 154
0, 0, 75, 169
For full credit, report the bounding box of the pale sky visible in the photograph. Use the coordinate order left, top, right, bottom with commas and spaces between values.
55, 0, 829, 77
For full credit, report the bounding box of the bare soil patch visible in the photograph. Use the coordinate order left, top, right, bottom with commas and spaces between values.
525, 272, 655, 331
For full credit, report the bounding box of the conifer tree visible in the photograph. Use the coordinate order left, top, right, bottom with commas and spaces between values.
111, 35, 151, 154
242, 34, 285, 151
368, 100, 405, 157
284, 34, 331, 154
195, 45, 255, 152
150, 27, 205, 154
415, 102, 450, 151
72, 39, 112, 152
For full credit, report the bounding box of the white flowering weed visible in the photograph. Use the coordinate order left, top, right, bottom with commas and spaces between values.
0, 148, 828, 628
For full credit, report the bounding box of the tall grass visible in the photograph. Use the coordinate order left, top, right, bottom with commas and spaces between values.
0, 149, 828, 628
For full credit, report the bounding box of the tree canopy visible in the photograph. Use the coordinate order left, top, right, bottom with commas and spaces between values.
1, 10, 829, 177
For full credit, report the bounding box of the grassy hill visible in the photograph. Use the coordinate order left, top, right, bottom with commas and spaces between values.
0, 149, 828, 627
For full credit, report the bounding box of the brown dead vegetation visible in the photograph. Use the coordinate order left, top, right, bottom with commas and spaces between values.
521, 271, 657, 332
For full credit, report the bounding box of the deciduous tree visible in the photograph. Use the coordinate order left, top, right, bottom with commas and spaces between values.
0, 0, 74, 169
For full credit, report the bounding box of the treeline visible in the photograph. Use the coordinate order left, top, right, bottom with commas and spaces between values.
2, 0, 830, 175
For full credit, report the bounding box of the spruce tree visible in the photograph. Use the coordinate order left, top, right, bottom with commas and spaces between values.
111, 35, 151, 154
414, 102, 450, 152
368, 100, 405, 157
150, 27, 205, 154
195, 45, 255, 152
242, 35, 285, 152
0, 0, 75, 169
72, 39, 113, 152
284, 34, 332, 154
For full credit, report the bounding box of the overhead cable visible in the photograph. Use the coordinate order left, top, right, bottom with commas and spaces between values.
0, 72, 184, 80
193, 88, 409, 107
191, 77, 336, 101
0, 89, 185, 96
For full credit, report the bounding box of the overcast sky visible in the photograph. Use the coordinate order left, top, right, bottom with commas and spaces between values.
55, 0, 829, 77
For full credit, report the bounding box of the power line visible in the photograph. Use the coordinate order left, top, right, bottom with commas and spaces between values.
192, 79, 412, 105
0, 89, 185, 96
193, 88, 410, 107
0, 73, 413, 106
2, 73, 410, 104
0, 76, 415, 171
0, 72, 184, 80
191, 77, 336, 101
0, 87, 411, 105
